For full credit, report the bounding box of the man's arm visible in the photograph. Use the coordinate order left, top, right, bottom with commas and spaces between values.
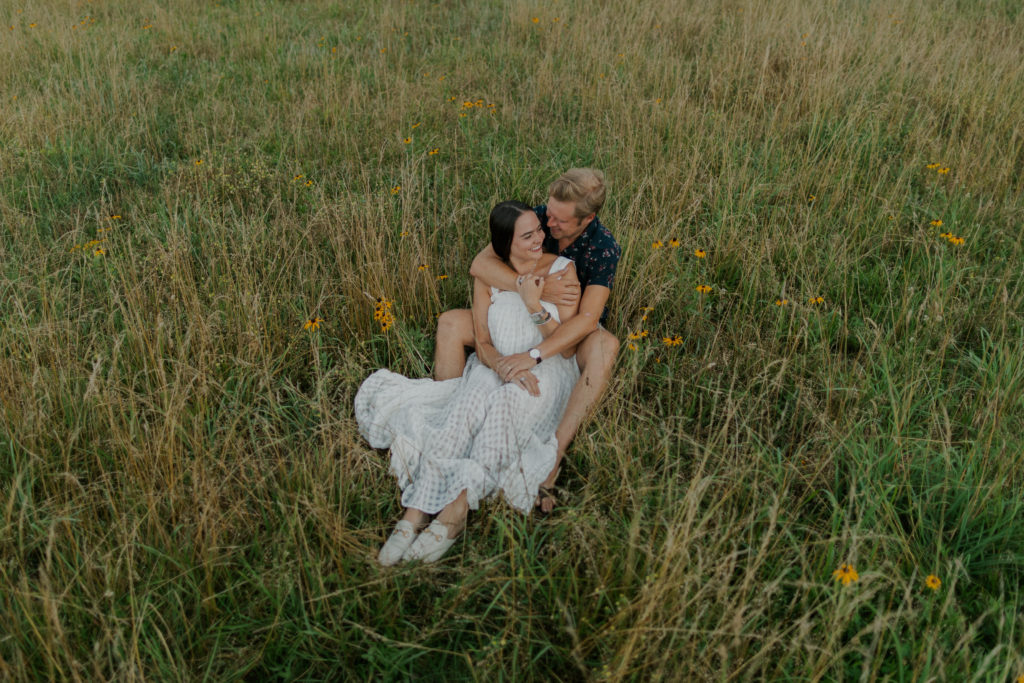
469, 244, 518, 292
493, 285, 611, 382
470, 244, 581, 305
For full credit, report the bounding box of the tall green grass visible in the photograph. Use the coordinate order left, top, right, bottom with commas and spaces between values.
1, 0, 1022, 679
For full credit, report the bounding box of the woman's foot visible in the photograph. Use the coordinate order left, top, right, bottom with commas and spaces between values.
404, 493, 468, 563
379, 520, 420, 566
378, 509, 429, 566
403, 519, 460, 562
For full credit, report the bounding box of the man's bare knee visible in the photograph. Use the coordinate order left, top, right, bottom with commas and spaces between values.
578, 328, 619, 374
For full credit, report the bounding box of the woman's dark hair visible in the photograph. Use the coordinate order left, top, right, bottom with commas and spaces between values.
489, 200, 533, 264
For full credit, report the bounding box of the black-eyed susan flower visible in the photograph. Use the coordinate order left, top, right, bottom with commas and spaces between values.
661, 335, 684, 347
939, 231, 952, 240
109, 214, 121, 220
696, 285, 712, 294
304, 180, 313, 187
411, 122, 421, 129
652, 240, 664, 249
666, 238, 680, 248
626, 342, 638, 351
694, 248, 706, 258
170, 46, 178, 53
374, 297, 395, 332
293, 174, 304, 181
807, 194, 816, 204
428, 148, 440, 155
930, 219, 943, 227
459, 113, 467, 118
403, 137, 412, 144
531, 17, 539, 23
775, 298, 789, 306
924, 574, 941, 590
949, 236, 964, 246
926, 162, 940, 169
436, 274, 448, 280
809, 296, 824, 305
418, 264, 429, 271
937, 167, 950, 175
304, 317, 324, 331
194, 159, 203, 166
390, 185, 401, 194
94, 247, 105, 256
832, 564, 859, 585
399, 230, 410, 237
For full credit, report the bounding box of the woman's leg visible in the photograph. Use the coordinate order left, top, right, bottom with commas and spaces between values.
434, 490, 469, 537
400, 508, 430, 527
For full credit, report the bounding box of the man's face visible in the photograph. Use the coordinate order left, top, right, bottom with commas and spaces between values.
545, 197, 592, 243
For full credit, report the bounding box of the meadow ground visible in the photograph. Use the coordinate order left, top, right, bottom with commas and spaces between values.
1, 0, 1023, 679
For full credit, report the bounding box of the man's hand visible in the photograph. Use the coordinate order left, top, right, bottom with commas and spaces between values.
496, 352, 537, 383
540, 266, 580, 306
510, 369, 540, 397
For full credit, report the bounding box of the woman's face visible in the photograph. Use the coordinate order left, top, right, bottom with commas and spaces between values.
508, 211, 544, 263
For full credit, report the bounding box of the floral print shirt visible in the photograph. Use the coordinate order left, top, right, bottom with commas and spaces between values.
534, 205, 621, 323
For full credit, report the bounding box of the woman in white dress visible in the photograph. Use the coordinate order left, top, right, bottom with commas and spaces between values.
354, 201, 580, 564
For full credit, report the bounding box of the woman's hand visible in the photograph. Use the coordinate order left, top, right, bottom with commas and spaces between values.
509, 369, 540, 397
496, 352, 537, 383
515, 273, 544, 309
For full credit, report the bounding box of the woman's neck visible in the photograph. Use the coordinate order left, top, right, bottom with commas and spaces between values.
508, 254, 541, 275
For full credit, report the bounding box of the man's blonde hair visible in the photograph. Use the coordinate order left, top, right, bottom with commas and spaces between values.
548, 168, 606, 219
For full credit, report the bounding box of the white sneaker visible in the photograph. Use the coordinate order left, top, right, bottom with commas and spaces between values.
403, 520, 458, 563
378, 520, 419, 566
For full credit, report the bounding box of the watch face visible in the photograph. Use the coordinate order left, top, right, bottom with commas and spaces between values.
529, 348, 541, 359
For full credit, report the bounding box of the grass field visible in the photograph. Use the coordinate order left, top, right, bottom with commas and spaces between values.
2, 0, 1023, 679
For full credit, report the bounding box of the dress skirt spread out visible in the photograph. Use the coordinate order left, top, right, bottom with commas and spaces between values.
354, 256, 579, 514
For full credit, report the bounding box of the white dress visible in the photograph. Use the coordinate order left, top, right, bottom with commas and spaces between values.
354, 256, 579, 514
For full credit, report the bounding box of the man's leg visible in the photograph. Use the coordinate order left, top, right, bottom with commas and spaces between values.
434, 309, 475, 381
542, 328, 619, 498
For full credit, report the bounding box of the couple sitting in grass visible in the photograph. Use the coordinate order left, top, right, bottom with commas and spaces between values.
355, 168, 621, 565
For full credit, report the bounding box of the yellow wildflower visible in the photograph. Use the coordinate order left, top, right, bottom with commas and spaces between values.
930, 219, 943, 227
694, 248, 706, 258
807, 194, 816, 203
531, 17, 539, 23
411, 122, 421, 129
925, 163, 940, 169
924, 575, 941, 590
194, 159, 203, 166
809, 296, 824, 305
832, 564, 859, 586
696, 285, 712, 294
937, 167, 950, 175
436, 274, 448, 281
775, 298, 789, 306
403, 137, 412, 144
94, 247, 105, 256
390, 185, 401, 194
418, 264, 429, 271
428, 148, 440, 155
652, 240, 664, 249
626, 342, 638, 351
304, 317, 324, 331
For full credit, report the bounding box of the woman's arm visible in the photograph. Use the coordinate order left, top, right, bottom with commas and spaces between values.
471, 277, 502, 372
516, 262, 580, 357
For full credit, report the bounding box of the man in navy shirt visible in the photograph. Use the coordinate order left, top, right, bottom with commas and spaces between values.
434, 169, 621, 512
